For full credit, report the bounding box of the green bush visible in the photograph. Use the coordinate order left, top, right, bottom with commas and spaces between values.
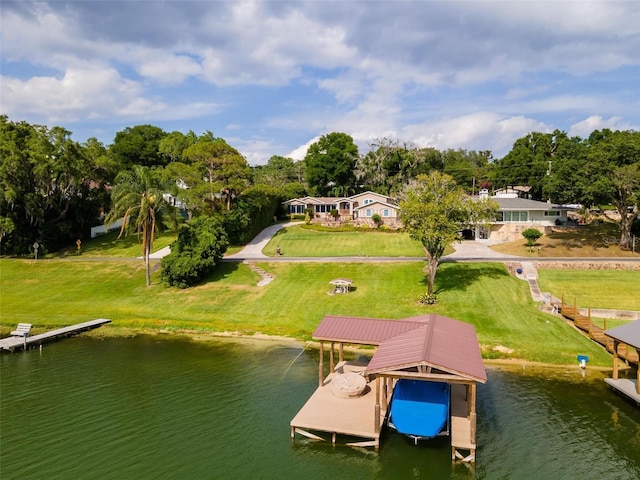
371, 213, 382, 227
161, 217, 228, 288
223, 185, 281, 245
522, 227, 543, 248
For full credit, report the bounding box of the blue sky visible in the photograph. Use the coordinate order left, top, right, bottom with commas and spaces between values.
2, 1, 639, 165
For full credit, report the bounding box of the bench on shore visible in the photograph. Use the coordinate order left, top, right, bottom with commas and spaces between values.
10, 323, 32, 337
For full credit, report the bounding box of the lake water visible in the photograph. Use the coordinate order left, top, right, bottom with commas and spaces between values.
1, 336, 639, 480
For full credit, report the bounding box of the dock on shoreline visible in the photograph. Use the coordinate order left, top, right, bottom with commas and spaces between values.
0, 318, 111, 352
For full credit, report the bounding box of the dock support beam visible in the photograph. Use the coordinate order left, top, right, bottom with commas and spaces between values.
318, 342, 324, 387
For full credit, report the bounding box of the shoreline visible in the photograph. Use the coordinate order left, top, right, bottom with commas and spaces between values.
81, 326, 619, 373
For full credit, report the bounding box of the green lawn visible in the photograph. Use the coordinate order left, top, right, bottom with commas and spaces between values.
51, 230, 177, 258
263, 225, 426, 257
0, 259, 615, 366
537, 269, 640, 310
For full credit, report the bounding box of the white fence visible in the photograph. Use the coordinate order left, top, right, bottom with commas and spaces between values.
91, 217, 124, 238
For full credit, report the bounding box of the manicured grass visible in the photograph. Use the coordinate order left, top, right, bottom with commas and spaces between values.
51, 230, 177, 258
263, 225, 425, 257
537, 269, 640, 310
0, 259, 614, 366
491, 221, 639, 257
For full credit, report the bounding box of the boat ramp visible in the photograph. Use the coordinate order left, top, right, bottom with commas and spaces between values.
0, 319, 111, 352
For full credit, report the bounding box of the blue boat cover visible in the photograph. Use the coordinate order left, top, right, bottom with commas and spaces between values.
389, 380, 450, 438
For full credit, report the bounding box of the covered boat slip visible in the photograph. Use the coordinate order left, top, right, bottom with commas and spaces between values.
388, 380, 450, 440
290, 314, 486, 462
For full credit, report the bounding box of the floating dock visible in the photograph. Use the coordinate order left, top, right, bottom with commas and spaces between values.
0, 318, 111, 352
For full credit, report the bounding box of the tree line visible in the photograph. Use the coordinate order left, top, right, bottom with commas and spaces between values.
2, 115, 639, 265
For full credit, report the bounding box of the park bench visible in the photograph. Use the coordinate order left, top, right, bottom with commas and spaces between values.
10, 323, 32, 337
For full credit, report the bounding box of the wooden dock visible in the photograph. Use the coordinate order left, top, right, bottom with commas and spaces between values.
290, 362, 384, 448
450, 383, 477, 462
290, 361, 476, 456
0, 319, 111, 352
559, 296, 639, 364
604, 378, 640, 406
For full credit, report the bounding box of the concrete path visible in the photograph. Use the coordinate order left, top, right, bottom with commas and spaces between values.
225, 221, 303, 260
442, 240, 519, 261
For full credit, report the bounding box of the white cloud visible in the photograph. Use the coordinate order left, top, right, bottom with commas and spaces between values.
569, 116, 637, 138
138, 55, 202, 84
400, 113, 551, 158
287, 136, 321, 161
2, 1, 639, 163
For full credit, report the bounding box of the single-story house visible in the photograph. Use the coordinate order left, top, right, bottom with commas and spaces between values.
471, 189, 571, 242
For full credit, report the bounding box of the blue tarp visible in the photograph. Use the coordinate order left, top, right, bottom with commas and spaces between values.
389, 380, 450, 438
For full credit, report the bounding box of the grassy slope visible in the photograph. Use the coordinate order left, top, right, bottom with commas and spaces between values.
0, 259, 614, 366
537, 269, 640, 310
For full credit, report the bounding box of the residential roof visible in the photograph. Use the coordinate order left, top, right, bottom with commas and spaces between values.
605, 321, 640, 349
312, 314, 487, 383
353, 200, 399, 211
349, 191, 390, 200
491, 197, 569, 211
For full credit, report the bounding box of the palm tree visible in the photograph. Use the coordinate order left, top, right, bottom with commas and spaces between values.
105, 166, 178, 286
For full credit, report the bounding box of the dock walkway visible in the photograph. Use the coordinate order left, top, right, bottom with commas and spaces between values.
604, 378, 640, 405
0, 318, 111, 352
290, 362, 383, 448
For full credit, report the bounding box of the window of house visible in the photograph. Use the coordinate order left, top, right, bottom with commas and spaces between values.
383, 209, 389, 217
544, 211, 560, 217
363, 199, 372, 205
365, 209, 372, 217
503, 211, 528, 222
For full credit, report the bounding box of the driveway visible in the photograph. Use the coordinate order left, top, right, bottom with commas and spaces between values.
225, 221, 303, 260
442, 240, 519, 261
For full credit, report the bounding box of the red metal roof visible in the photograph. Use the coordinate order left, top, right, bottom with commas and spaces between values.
313, 314, 431, 345
313, 314, 487, 383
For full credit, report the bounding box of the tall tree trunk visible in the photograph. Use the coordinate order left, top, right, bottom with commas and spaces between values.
425, 253, 439, 295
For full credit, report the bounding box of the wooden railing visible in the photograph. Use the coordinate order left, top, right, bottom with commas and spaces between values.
558, 295, 638, 364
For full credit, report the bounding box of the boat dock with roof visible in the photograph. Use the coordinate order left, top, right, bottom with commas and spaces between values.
290, 313, 487, 462
604, 321, 640, 406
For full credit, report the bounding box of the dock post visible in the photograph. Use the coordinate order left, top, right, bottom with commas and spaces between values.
374, 376, 381, 433
318, 342, 324, 387
330, 342, 335, 373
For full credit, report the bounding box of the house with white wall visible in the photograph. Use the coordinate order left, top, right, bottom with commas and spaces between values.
472, 189, 570, 242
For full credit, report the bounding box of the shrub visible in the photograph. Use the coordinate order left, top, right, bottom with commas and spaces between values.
161, 216, 228, 288
419, 293, 438, 305
522, 228, 543, 250
371, 213, 382, 228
